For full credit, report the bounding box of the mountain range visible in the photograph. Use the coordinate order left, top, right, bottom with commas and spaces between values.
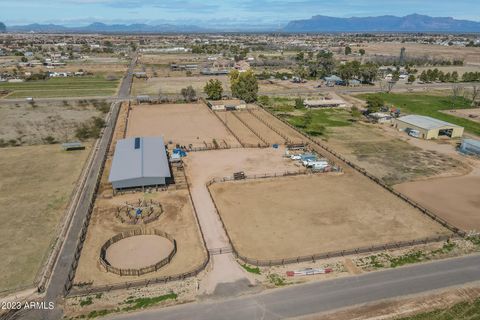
2, 14, 480, 33
6, 22, 206, 33
284, 14, 480, 32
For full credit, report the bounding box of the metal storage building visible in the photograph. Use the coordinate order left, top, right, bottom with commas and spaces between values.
109, 136, 171, 190
460, 139, 480, 156
394, 115, 464, 139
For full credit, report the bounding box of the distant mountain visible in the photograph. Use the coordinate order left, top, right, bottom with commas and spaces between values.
0, 22, 6, 33
7, 22, 206, 33
284, 14, 480, 32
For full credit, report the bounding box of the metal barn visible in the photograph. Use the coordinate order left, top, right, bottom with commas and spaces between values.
109, 136, 171, 190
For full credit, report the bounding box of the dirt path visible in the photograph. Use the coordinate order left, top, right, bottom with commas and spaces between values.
183, 147, 301, 295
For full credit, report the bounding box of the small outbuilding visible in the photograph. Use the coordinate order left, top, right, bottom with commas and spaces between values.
109, 136, 171, 190
304, 99, 347, 108
207, 99, 246, 111
460, 138, 480, 156
394, 115, 464, 139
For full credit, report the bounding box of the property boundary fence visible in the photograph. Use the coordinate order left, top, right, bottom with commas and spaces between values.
247, 108, 298, 145
258, 104, 466, 237
64, 101, 123, 295
99, 229, 176, 276
206, 176, 456, 267
230, 111, 270, 147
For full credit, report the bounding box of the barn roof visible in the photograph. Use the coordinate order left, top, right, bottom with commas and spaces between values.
396, 115, 462, 130
109, 136, 171, 184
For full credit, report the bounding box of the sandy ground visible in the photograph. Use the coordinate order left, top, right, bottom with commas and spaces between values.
215, 111, 264, 146
210, 173, 449, 261
235, 111, 285, 144
395, 164, 480, 232
442, 108, 480, 124
0, 143, 92, 293
0, 102, 101, 145
105, 235, 174, 269
183, 147, 303, 294
74, 190, 207, 286
126, 103, 239, 148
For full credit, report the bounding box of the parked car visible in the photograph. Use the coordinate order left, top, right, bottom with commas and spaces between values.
290, 154, 302, 160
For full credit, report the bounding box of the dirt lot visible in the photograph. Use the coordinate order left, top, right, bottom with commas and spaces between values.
126, 103, 240, 148
395, 165, 480, 232
0, 143, 92, 293
442, 108, 480, 124
132, 75, 230, 96
215, 111, 264, 146
74, 189, 207, 286
235, 111, 285, 144
0, 101, 102, 146
210, 174, 449, 261
323, 122, 470, 185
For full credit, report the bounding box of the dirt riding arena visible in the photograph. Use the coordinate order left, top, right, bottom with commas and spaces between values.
394, 165, 480, 232
209, 174, 450, 261
126, 103, 240, 148
105, 235, 174, 269
74, 189, 206, 286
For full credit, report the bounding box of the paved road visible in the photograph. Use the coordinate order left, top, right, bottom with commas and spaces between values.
16, 54, 136, 320
106, 254, 480, 320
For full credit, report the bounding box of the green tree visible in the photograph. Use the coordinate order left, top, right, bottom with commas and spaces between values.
204, 79, 223, 100
359, 49, 366, 56
295, 98, 304, 109
229, 70, 258, 103
360, 62, 378, 83
408, 74, 416, 83
181, 85, 197, 102
451, 71, 459, 83
419, 70, 428, 83
345, 46, 352, 55
366, 95, 384, 113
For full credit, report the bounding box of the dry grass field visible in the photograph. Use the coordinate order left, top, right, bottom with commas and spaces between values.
359, 42, 480, 65
0, 101, 102, 146
74, 189, 207, 286
323, 123, 469, 185
132, 75, 230, 96
210, 174, 450, 261
126, 103, 240, 148
0, 143, 92, 293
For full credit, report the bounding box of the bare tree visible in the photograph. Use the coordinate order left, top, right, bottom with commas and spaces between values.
380, 80, 396, 93
471, 85, 479, 107
451, 83, 463, 100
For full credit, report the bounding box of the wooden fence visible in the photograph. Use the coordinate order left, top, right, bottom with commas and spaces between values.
258, 104, 466, 237
99, 229, 176, 276
206, 176, 457, 267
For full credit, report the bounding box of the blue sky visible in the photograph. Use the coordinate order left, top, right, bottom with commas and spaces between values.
1, 0, 479, 26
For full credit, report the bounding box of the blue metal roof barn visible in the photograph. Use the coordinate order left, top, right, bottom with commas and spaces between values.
460, 138, 480, 156
109, 136, 171, 190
